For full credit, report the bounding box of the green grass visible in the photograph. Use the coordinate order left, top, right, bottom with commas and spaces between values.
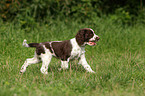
0, 19, 145, 96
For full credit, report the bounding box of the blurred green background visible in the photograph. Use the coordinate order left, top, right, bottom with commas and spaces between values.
0, 0, 145, 24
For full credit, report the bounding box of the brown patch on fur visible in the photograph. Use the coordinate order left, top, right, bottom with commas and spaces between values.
28, 43, 39, 47
28, 43, 45, 55
28, 42, 54, 55
75, 28, 94, 46
36, 44, 45, 55
51, 40, 72, 61
42, 42, 53, 53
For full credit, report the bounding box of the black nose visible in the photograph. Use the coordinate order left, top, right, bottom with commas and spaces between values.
97, 37, 100, 40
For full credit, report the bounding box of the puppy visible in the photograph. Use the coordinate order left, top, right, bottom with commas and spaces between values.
20, 28, 100, 74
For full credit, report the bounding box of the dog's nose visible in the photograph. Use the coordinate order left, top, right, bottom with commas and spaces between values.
96, 37, 100, 40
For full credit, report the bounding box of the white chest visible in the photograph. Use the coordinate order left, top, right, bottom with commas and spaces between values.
70, 38, 85, 59
70, 48, 81, 59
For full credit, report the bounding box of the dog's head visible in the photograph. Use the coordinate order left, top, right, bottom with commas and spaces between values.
75, 28, 100, 46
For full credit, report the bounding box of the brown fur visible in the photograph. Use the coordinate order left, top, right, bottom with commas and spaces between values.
51, 40, 72, 61
75, 28, 94, 46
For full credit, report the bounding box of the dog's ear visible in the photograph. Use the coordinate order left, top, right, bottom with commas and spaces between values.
75, 29, 85, 46
84, 30, 94, 41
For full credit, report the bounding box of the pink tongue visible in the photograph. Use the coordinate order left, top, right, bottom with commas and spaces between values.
89, 42, 96, 45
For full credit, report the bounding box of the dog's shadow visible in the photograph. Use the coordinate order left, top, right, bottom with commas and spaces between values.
47, 62, 86, 73
28, 60, 86, 74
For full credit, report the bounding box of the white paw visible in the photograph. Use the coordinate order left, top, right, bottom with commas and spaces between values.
58, 68, 62, 71
40, 69, 48, 74
43, 71, 48, 74
89, 70, 96, 73
61, 65, 68, 69
20, 66, 26, 73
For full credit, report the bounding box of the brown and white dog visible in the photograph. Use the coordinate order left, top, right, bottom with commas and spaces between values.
20, 28, 100, 74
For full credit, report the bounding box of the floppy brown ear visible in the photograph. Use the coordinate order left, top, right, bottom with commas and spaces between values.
75, 29, 85, 46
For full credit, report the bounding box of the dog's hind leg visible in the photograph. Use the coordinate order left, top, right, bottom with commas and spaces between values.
20, 52, 40, 73
40, 51, 52, 74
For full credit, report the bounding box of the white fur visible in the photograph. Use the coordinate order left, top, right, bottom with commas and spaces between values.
70, 38, 84, 59
78, 53, 95, 73
49, 42, 56, 56
89, 34, 99, 41
39, 46, 52, 74
20, 52, 40, 73
89, 28, 99, 41
61, 60, 69, 69
70, 38, 95, 73
90, 28, 95, 33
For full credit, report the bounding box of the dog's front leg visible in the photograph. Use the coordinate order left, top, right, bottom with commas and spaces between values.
61, 60, 69, 69
58, 60, 69, 71
78, 54, 95, 73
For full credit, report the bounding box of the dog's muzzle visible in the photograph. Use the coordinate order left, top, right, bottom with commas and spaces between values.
88, 37, 100, 46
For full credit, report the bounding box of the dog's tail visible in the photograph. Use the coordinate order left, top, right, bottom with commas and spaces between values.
23, 39, 39, 48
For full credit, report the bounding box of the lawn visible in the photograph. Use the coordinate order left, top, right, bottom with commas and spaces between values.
0, 19, 145, 96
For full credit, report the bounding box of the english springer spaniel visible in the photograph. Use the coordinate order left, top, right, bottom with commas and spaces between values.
20, 28, 100, 74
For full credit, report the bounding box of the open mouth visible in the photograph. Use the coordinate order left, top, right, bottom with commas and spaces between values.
88, 41, 96, 46
88, 38, 99, 46
88, 37, 100, 46
88, 40, 97, 46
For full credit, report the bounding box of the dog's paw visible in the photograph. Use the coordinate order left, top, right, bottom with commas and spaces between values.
58, 68, 62, 71
43, 71, 48, 75
19, 71, 24, 74
91, 71, 96, 73
40, 68, 48, 74
88, 70, 96, 73
20, 66, 26, 73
